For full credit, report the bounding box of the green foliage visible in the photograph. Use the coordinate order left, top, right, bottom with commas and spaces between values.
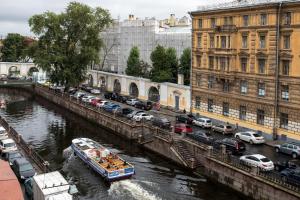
29, 2, 112, 87
150, 45, 176, 83
126, 46, 141, 76
139, 60, 150, 78
1, 33, 29, 62
179, 48, 191, 85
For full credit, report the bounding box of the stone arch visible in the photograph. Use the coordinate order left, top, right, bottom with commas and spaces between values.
148, 86, 160, 102
87, 74, 93, 86
113, 79, 121, 94
129, 82, 139, 97
28, 67, 39, 76
8, 66, 19, 76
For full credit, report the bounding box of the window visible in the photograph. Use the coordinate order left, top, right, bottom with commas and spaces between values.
242, 35, 248, 48
208, 99, 213, 112
280, 113, 289, 129
240, 80, 248, 94
210, 35, 215, 48
257, 109, 265, 125
216, 36, 220, 48
258, 59, 266, 74
241, 58, 248, 72
283, 12, 291, 25
197, 33, 202, 48
223, 81, 229, 92
221, 36, 227, 48
196, 55, 201, 68
211, 18, 216, 28
220, 57, 226, 71
224, 17, 232, 25
281, 85, 289, 101
239, 106, 247, 120
198, 19, 203, 29
195, 96, 201, 109
259, 35, 266, 48
223, 102, 229, 116
260, 14, 267, 25
209, 56, 214, 69
196, 74, 201, 86
258, 82, 266, 97
282, 60, 290, 75
208, 76, 214, 88
283, 35, 290, 49
243, 15, 249, 26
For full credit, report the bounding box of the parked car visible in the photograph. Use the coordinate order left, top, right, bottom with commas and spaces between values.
96, 100, 109, 108
103, 103, 121, 113
68, 88, 77, 95
135, 101, 153, 111
274, 160, 300, 171
116, 95, 129, 103
152, 117, 171, 129
81, 95, 95, 103
72, 92, 86, 99
90, 88, 101, 94
187, 131, 214, 144
235, 131, 265, 144
24, 178, 33, 197
240, 154, 274, 171
280, 167, 300, 186
0, 126, 8, 140
176, 115, 194, 124
133, 112, 154, 122
91, 98, 102, 107
126, 110, 144, 119
104, 92, 118, 100
126, 98, 139, 106
0, 74, 8, 81
193, 117, 212, 128
3, 151, 23, 165
174, 123, 193, 134
12, 158, 36, 180
212, 124, 234, 135
116, 108, 134, 117
213, 138, 246, 155
0, 138, 17, 154
80, 84, 93, 93
275, 143, 300, 159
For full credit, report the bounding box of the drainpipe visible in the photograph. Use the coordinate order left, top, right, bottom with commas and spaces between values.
188, 12, 193, 114
273, 2, 282, 140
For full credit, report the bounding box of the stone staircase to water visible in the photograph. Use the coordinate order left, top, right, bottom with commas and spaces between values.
171, 139, 198, 169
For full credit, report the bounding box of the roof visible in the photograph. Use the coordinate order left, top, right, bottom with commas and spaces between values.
1, 138, 15, 144
14, 157, 30, 165
193, 0, 300, 13
0, 160, 24, 200
250, 154, 267, 159
0, 126, 6, 131
33, 171, 70, 196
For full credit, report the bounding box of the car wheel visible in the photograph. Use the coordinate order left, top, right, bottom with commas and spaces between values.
292, 152, 297, 159
249, 140, 254, 145
236, 135, 240, 139
275, 148, 280, 153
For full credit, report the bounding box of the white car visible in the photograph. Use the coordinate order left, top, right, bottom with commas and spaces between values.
90, 89, 101, 94
96, 101, 109, 108
235, 131, 265, 144
0, 138, 17, 154
193, 118, 212, 128
81, 95, 95, 103
240, 154, 274, 171
72, 92, 86, 99
0, 126, 8, 140
126, 99, 139, 106
133, 113, 154, 122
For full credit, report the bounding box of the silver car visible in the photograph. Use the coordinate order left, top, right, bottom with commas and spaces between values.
275, 143, 300, 159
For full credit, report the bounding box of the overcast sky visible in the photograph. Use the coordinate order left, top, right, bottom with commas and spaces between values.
0, 0, 230, 37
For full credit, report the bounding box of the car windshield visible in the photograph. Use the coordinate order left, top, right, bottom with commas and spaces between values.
260, 158, 271, 163
4, 143, 15, 148
20, 163, 33, 172
253, 134, 261, 137
226, 126, 232, 129
206, 120, 212, 123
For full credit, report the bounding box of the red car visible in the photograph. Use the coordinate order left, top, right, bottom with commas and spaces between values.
174, 123, 193, 134
91, 98, 102, 106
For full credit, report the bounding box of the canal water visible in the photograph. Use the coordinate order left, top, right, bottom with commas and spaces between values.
0, 92, 249, 200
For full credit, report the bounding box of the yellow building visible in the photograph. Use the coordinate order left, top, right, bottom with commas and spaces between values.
190, 0, 300, 140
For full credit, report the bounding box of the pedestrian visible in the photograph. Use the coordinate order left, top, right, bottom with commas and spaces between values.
183, 109, 186, 114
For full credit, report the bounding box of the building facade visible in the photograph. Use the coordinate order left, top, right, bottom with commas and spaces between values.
98, 14, 191, 74
190, 0, 300, 140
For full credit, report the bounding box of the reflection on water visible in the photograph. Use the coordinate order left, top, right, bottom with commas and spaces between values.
0, 92, 249, 200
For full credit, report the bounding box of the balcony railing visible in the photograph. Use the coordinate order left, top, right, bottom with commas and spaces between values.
214, 25, 237, 33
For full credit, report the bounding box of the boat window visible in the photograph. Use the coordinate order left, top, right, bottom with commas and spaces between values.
4, 143, 15, 148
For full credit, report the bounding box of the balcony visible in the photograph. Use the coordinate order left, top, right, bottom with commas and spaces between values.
214, 25, 237, 33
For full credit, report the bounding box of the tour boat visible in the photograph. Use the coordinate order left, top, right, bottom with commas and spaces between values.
71, 138, 135, 181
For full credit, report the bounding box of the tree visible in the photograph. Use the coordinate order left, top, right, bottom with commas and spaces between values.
165, 47, 178, 83
139, 60, 150, 78
126, 46, 141, 76
1, 33, 27, 62
150, 45, 172, 83
179, 48, 191, 85
29, 2, 112, 87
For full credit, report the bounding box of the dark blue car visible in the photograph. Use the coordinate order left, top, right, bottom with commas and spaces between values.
103, 103, 121, 113
281, 167, 300, 186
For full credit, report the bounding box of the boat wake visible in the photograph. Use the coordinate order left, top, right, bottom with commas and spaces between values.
108, 179, 162, 200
